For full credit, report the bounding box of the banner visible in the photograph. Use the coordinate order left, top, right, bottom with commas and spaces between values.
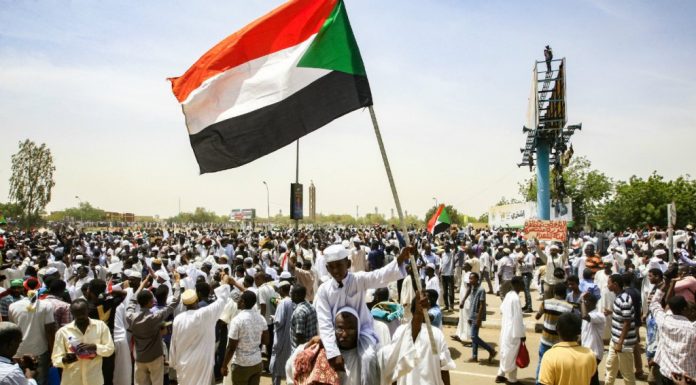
230, 209, 255, 221
524, 219, 567, 241
488, 199, 573, 228
290, 183, 303, 220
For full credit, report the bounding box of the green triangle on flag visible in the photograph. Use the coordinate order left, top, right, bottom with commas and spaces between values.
297, 0, 366, 76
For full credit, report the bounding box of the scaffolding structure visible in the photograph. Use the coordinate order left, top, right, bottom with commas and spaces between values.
519, 57, 581, 220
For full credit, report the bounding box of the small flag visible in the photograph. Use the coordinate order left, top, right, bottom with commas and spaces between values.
427, 204, 451, 235
169, 0, 371, 173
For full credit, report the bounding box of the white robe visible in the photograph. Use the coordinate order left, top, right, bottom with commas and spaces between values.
170, 284, 230, 385
400, 275, 415, 323
113, 288, 136, 385
379, 323, 455, 385
498, 291, 525, 373
455, 281, 471, 342
314, 259, 406, 359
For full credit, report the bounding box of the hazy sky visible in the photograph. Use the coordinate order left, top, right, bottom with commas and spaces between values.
1, 0, 695, 220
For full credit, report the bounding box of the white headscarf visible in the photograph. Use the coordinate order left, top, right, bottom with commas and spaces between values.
335, 306, 379, 385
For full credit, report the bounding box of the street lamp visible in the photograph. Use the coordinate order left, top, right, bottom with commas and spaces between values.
75, 195, 83, 223
262, 181, 270, 229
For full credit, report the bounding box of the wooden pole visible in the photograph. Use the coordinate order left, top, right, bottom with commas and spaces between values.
368, 105, 438, 354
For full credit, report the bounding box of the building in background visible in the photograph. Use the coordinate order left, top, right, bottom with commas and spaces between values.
309, 181, 316, 222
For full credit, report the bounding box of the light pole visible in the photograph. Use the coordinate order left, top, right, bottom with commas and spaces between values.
75, 195, 82, 223
262, 181, 270, 229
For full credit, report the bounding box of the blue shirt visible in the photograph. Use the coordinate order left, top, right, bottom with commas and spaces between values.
579, 279, 601, 300
428, 305, 443, 328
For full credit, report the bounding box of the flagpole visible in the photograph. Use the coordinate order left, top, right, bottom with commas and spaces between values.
368, 105, 438, 354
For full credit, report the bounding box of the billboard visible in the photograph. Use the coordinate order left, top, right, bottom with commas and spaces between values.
290, 183, 303, 220
488, 199, 573, 228
230, 209, 255, 221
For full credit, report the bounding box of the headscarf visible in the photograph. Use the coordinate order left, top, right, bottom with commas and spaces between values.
335, 306, 379, 385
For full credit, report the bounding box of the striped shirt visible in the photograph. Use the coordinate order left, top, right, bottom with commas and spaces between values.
541, 299, 574, 346
611, 291, 637, 350
650, 292, 696, 378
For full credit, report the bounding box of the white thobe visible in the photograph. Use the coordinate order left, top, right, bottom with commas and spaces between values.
400, 275, 415, 322
498, 291, 525, 374
314, 259, 406, 359
425, 276, 440, 297
379, 323, 455, 385
455, 274, 471, 342
170, 284, 231, 385
113, 288, 136, 385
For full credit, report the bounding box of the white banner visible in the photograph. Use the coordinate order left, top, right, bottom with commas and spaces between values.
489, 199, 573, 228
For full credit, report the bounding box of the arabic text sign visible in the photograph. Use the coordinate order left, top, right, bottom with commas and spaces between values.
524, 220, 567, 241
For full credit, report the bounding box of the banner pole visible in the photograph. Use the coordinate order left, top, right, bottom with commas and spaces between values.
368, 105, 438, 354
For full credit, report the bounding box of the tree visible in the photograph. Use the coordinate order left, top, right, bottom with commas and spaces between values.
518, 156, 612, 229
423, 204, 471, 225
168, 207, 225, 224
8, 140, 56, 228
0, 202, 23, 225
598, 173, 696, 230
64, 202, 107, 222
477, 212, 489, 223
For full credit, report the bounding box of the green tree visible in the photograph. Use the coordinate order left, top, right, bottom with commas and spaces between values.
598, 173, 696, 230
0, 202, 23, 224
168, 207, 225, 224
519, 156, 612, 229
8, 140, 56, 228
477, 212, 489, 223
64, 202, 107, 222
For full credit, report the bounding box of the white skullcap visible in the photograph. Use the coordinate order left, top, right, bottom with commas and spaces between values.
503, 248, 511, 254
323, 244, 349, 263
653, 249, 666, 257
279, 271, 292, 279
425, 263, 436, 270
176, 266, 187, 274
341, 240, 350, 248
182, 290, 198, 306
549, 244, 560, 251
124, 269, 142, 279
278, 280, 291, 288
44, 267, 59, 276
155, 270, 169, 281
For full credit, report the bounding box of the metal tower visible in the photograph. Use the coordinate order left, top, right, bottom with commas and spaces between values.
519, 56, 581, 219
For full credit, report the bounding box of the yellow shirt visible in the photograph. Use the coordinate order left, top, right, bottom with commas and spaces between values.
51, 319, 115, 385
538, 341, 597, 385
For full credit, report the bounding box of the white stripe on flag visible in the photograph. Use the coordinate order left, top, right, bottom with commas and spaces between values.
182, 36, 330, 135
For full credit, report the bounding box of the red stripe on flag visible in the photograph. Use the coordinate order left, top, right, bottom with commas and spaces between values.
169, 0, 338, 103
427, 204, 444, 234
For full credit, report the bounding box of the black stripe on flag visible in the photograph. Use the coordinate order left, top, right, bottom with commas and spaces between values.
189, 71, 372, 173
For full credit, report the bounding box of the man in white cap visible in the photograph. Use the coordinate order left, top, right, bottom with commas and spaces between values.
496, 248, 516, 299
170, 273, 238, 385
350, 237, 368, 273
424, 263, 440, 297
314, 244, 413, 372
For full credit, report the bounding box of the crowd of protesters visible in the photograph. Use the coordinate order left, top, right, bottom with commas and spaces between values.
0, 222, 695, 385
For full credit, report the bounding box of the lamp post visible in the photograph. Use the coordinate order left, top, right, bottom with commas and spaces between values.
262, 181, 270, 229
75, 195, 82, 223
